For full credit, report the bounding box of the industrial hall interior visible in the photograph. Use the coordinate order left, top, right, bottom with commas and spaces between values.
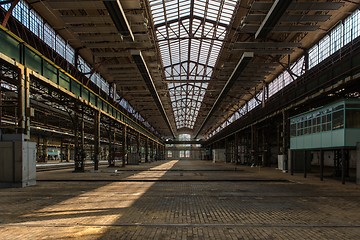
0, 0, 360, 239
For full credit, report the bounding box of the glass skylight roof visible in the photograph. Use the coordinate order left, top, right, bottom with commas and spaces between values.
149, 0, 238, 129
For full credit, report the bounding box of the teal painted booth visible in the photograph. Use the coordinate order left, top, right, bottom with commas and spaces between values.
290, 99, 360, 150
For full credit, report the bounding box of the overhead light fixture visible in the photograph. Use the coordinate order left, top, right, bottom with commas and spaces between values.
131, 50, 175, 138
194, 52, 253, 139
103, 0, 134, 42
255, 0, 292, 39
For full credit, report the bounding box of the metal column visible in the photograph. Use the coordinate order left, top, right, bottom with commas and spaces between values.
94, 110, 100, 170
122, 125, 127, 167
235, 132, 239, 164
341, 148, 345, 184
282, 110, 288, 170
17, 67, 28, 136
42, 137, 48, 162
150, 140, 153, 162
251, 125, 258, 165
145, 138, 149, 163
108, 123, 115, 167
225, 137, 228, 163
74, 107, 85, 172
320, 150, 324, 181
304, 150, 307, 178
136, 132, 140, 154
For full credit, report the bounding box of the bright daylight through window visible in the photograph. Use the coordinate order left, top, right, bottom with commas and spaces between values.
148, 0, 239, 129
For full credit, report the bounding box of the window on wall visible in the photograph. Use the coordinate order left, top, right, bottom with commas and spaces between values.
179, 151, 185, 158
12, 0, 29, 28
29, 9, 43, 39
0, 0, 157, 135
55, 35, 66, 59
318, 35, 330, 62
43, 23, 55, 49
332, 109, 344, 130
207, 9, 360, 139
331, 24, 343, 54
167, 151, 173, 158
353, 10, 360, 39
283, 70, 292, 87
179, 133, 191, 147
185, 150, 190, 158
179, 134, 191, 140
65, 44, 75, 65
308, 45, 319, 69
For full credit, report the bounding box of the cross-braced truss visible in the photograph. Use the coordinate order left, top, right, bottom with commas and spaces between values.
149, 0, 238, 129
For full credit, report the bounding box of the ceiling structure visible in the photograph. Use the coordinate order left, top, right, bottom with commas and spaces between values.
148, 0, 238, 130
28, 0, 359, 140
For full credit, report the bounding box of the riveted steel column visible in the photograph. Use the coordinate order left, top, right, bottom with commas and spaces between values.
94, 110, 100, 170
145, 138, 149, 163
122, 125, 127, 167
320, 149, 324, 181
341, 148, 345, 184
74, 107, 85, 172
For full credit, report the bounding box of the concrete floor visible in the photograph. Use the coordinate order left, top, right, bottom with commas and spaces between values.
0, 160, 359, 239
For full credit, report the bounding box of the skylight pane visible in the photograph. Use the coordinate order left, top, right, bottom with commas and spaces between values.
150, 0, 238, 129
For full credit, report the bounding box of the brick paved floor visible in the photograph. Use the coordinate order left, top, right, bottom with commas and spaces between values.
0, 160, 359, 239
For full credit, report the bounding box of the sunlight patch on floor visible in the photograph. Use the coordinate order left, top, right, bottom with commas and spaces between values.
8, 161, 179, 238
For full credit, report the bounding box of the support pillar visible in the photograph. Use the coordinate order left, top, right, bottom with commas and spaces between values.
36, 135, 41, 162
290, 150, 294, 175
304, 150, 307, 178
251, 125, 258, 165
108, 123, 115, 167
145, 138, 149, 163
42, 137, 48, 162
162, 145, 165, 160
60, 138, 64, 162
17, 67, 26, 136
122, 125, 127, 167
282, 110, 288, 171
94, 111, 100, 170
320, 149, 324, 181
262, 128, 266, 166
356, 143, 360, 185
0, 76, 2, 137
156, 143, 159, 160
74, 108, 85, 172
235, 133, 239, 164
0, 66, 36, 187
153, 142, 156, 161
225, 137, 228, 163
136, 132, 140, 163
150, 141, 153, 162
341, 148, 345, 184
66, 144, 70, 162
80, 109, 85, 170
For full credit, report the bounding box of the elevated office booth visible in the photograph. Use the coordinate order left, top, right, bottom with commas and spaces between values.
289, 99, 360, 183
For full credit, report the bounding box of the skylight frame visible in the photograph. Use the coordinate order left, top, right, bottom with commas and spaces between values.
149, 0, 238, 129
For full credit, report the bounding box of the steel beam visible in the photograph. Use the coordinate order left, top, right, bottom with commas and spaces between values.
255, 0, 292, 39
195, 52, 253, 138
233, 42, 301, 49
131, 50, 175, 138
250, 2, 344, 11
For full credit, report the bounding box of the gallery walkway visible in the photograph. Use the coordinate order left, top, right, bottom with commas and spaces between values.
0, 160, 359, 239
